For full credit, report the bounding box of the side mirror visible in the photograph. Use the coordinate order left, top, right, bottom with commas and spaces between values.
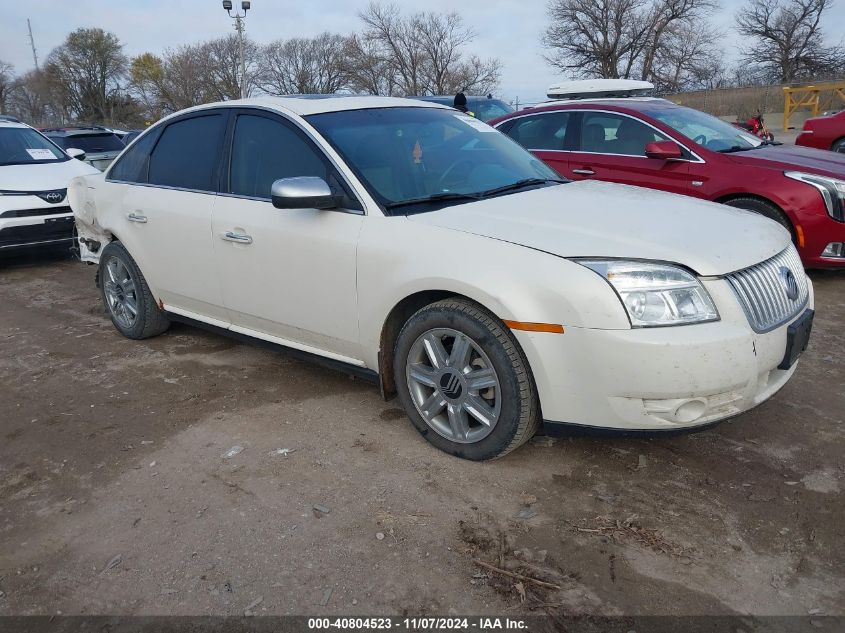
66, 148, 87, 161
645, 140, 683, 161
271, 176, 337, 210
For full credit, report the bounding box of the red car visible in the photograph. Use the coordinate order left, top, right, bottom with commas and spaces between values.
796, 110, 845, 153
490, 99, 845, 268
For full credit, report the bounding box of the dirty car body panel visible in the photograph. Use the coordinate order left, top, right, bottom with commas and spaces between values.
69, 96, 813, 455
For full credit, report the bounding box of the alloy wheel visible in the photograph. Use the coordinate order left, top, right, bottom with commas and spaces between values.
103, 256, 139, 330
405, 327, 502, 444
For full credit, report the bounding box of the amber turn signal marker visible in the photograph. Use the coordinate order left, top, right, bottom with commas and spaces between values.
503, 320, 564, 334
795, 224, 806, 249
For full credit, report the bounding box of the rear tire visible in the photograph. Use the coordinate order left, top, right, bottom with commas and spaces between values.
99, 241, 170, 340
723, 197, 793, 236
832, 138, 845, 153
393, 297, 540, 460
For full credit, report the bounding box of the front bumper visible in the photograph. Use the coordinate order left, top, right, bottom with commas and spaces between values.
515, 277, 814, 432
800, 212, 845, 268
0, 198, 75, 251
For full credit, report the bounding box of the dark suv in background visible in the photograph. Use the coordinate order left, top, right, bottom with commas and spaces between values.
41, 126, 125, 171
409, 95, 513, 122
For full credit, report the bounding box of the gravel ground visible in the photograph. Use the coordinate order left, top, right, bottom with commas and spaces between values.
0, 252, 843, 618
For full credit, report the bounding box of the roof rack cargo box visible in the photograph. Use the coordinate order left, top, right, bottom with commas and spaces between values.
547, 79, 654, 100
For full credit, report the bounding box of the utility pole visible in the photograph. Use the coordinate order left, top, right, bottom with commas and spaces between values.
27, 18, 39, 70
222, 1, 250, 99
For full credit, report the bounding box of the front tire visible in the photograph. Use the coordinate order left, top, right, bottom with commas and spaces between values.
99, 241, 170, 340
393, 298, 540, 460
724, 197, 793, 236
832, 138, 845, 153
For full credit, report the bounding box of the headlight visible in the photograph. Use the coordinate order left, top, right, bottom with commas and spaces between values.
576, 260, 719, 327
785, 171, 845, 221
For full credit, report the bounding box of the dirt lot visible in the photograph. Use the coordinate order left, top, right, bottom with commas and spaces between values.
0, 253, 843, 618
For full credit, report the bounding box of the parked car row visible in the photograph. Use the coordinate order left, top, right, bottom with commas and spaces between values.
489, 81, 845, 268
41, 126, 126, 171
796, 109, 845, 154
2, 83, 839, 459
1, 118, 99, 253
0, 119, 152, 253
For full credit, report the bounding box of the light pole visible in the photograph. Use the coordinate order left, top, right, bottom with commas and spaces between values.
222, 0, 250, 99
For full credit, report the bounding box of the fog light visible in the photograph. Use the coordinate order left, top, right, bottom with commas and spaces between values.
674, 399, 707, 423
821, 242, 845, 258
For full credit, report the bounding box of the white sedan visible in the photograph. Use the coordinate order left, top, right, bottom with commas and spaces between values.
69, 96, 813, 460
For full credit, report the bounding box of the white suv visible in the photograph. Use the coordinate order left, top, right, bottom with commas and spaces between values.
1, 118, 99, 253
70, 96, 813, 460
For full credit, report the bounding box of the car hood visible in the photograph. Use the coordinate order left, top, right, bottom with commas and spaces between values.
407, 180, 789, 276
0, 159, 100, 191
726, 144, 845, 178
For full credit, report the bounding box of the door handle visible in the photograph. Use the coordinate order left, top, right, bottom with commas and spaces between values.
221, 231, 253, 245
127, 212, 148, 223
572, 168, 595, 176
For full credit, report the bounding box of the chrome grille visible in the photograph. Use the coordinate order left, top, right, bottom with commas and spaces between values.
725, 246, 809, 333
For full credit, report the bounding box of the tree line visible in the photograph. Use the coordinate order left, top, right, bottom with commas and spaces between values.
0, 2, 500, 127
543, 0, 844, 92
1, 0, 842, 126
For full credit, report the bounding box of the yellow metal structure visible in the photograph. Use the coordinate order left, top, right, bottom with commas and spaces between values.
783, 82, 845, 129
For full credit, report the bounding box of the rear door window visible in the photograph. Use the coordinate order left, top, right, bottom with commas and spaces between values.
148, 114, 226, 192
504, 112, 572, 151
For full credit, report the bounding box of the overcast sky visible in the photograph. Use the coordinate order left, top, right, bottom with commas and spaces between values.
2, 0, 844, 105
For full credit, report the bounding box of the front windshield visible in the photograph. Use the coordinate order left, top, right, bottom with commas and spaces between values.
473, 99, 514, 123
306, 107, 560, 213
0, 127, 68, 167
645, 106, 763, 152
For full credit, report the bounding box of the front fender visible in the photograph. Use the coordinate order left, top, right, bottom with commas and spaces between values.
68, 174, 111, 264
356, 215, 630, 370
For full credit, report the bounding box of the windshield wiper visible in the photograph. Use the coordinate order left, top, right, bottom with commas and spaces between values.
478, 178, 566, 197
718, 145, 754, 153
384, 191, 483, 210
383, 178, 566, 211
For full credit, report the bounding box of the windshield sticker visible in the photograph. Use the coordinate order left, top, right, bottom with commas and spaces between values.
453, 114, 494, 132
26, 148, 56, 160
413, 140, 423, 164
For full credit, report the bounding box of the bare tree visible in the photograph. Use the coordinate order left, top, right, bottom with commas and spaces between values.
129, 52, 166, 121
651, 22, 727, 91
542, 0, 717, 82
199, 34, 261, 100
343, 34, 396, 95
358, 3, 501, 96
736, 0, 843, 83
543, 0, 651, 78
44, 28, 127, 123
0, 60, 14, 115
157, 45, 212, 112
7, 70, 55, 125
259, 33, 350, 95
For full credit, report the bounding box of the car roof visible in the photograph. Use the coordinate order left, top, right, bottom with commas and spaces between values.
497, 97, 677, 119
412, 95, 503, 101
0, 119, 29, 130
169, 95, 451, 119
41, 127, 119, 136
531, 97, 673, 109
